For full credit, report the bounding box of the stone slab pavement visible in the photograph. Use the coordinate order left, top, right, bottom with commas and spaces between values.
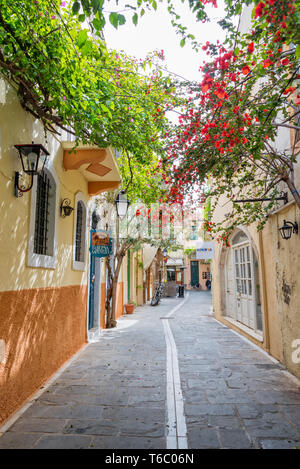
0, 291, 300, 449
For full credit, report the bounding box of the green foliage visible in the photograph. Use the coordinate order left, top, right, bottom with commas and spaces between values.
0, 0, 180, 163
203, 198, 211, 222
118, 151, 167, 205
183, 247, 196, 257
164, 0, 300, 241
70, 0, 166, 34
68, 0, 209, 51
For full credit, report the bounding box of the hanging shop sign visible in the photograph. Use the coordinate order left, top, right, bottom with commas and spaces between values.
89, 230, 113, 257
196, 241, 214, 260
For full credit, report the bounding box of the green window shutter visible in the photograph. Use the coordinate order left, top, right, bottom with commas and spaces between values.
127, 249, 131, 301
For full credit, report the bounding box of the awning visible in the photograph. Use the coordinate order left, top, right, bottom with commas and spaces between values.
143, 245, 158, 270
62, 143, 121, 196
166, 258, 184, 267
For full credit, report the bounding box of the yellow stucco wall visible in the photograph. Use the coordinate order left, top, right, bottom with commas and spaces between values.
268, 203, 300, 377
0, 80, 89, 292
135, 252, 144, 306
211, 191, 300, 378
116, 249, 145, 307
0, 79, 91, 425
257, 220, 283, 362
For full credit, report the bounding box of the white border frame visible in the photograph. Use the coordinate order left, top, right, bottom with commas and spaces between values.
27, 165, 59, 269
72, 191, 88, 271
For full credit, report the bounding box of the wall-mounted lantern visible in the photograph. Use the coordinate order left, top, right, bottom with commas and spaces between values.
114, 190, 130, 219
162, 248, 168, 264
60, 198, 74, 218
279, 220, 298, 240
14, 143, 49, 197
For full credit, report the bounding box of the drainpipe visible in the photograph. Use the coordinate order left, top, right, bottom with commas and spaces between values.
258, 230, 270, 353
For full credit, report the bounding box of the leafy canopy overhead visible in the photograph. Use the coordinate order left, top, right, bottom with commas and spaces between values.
161, 0, 300, 243
2, 0, 300, 233
0, 0, 182, 164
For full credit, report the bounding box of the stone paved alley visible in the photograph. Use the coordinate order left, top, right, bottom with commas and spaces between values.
0, 291, 300, 449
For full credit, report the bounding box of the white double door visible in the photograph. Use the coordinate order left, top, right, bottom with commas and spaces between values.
226, 242, 256, 329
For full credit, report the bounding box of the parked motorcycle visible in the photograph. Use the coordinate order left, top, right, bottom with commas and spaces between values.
150, 283, 164, 306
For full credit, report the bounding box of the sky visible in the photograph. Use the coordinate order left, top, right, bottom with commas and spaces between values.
103, 0, 227, 83
102, 1, 228, 211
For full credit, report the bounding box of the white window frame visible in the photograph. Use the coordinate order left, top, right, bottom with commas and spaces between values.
72, 191, 88, 271
27, 165, 59, 269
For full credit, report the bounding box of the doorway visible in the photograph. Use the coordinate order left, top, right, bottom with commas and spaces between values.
88, 256, 101, 332
88, 255, 95, 330
190, 261, 199, 287
225, 230, 263, 334
233, 242, 255, 329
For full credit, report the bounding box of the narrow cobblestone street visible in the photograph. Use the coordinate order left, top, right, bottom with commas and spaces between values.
1, 291, 300, 449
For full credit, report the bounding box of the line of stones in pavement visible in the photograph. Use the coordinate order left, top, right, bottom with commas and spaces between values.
0, 300, 170, 449
170, 300, 300, 449
1, 293, 299, 449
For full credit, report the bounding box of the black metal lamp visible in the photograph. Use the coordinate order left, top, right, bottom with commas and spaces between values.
279, 220, 298, 240
15, 143, 49, 175
162, 248, 168, 264
14, 142, 49, 196
60, 198, 74, 218
114, 190, 130, 219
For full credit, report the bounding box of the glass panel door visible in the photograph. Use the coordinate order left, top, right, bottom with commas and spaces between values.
233, 242, 255, 328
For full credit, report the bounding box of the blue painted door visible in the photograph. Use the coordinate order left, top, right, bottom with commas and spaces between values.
88, 255, 96, 330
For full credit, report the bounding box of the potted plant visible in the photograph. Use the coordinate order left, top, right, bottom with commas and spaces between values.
124, 301, 136, 315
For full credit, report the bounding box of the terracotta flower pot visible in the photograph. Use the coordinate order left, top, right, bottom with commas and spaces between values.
124, 304, 134, 314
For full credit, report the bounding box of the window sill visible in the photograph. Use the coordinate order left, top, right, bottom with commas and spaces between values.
224, 316, 264, 343
72, 260, 86, 271
27, 253, 56, 269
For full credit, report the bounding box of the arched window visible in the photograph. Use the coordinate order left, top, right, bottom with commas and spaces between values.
231, 230, 248, 245
28, 166, 59, 268
73, 192, 87, 271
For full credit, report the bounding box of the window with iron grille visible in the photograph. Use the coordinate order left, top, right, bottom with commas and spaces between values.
73, 198, 87, 270
28, 167, 58, 269
75, 201, 85, 262
34, 171, 51, 255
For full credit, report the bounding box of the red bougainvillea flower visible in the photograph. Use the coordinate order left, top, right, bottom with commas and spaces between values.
282, 58, 289, 66
242, 65, 251, 75
247, 42, 254, 54
263, 59, 272, 68
201, 74, 214, 92
254, 2, 265, 18
283, 86, 296, 95
201, 0, 217, 6
215, 87, 228, 100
